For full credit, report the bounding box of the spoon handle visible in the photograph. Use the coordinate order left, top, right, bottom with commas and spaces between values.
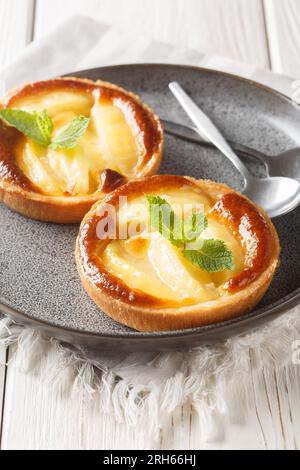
169, 81, 252, 184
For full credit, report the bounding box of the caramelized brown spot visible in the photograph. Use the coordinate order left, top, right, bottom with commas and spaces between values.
100, 169, 126, 193
125, 236, 149, 258
0, 122, 39, 191
210, 193, 274, 293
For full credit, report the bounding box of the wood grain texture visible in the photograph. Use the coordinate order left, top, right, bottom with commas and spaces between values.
0, 0, 35, 449
1, 0, 300, 450
34, 0, 270, 68
0, 0, 35, 68
264, 0, 300, 76
3, 359, 300, 450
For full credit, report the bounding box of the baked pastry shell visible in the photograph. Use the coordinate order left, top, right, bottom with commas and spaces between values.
0, 77, 163, 223
76, 175, 281, 332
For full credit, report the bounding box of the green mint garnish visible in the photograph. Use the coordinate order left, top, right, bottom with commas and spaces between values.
36, 109, 53, 145
183, 212, 208, 242
50, 116, 90, 150
0, 108, 52, 147
147, 195, 234, 273
146, 195, 183, 247
183, 239, 234, 272
0, 108, 90, 150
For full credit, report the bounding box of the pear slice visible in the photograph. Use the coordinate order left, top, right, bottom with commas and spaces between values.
160, 189, 212, 215
118, 196, 150, 238
91, 101, 139, 177
102, 239, 178, 300
48, 115, 104, 195
148, 233, 219, 302
17, 141, 63, 196
18, 91, 93, 117
46, 147, 90, 195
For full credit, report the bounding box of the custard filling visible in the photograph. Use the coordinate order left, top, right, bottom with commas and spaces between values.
13, 89, 140, 196
101, 188, 244, 304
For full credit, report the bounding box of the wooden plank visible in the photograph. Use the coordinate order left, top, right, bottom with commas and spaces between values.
1, 355, 160, 450
0, 358, 264, 450
262, 0, 300, 449
4, 0, 299, 451
1, 348, 82, 450
1, 0, 270, 450
5, 348, 297, 449
0, 0, 35, 68
0, 0, 35, 449
0, 345, 7, 446
264, 0, 300, 76
34, 0, 270, 68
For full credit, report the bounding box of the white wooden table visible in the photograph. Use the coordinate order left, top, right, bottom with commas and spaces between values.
0, 0, 300, 450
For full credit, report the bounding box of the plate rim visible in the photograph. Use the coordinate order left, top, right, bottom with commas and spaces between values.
1, 288, 300, 341
1, 62, 300, 343
69, 62, 296, 105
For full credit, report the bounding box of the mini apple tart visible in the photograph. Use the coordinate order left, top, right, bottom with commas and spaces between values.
76, 175, 280, 332
0, 77, 163, 223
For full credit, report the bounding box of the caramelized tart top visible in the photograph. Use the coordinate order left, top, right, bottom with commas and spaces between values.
0, 78, 163, 198
77, 175, 279, 308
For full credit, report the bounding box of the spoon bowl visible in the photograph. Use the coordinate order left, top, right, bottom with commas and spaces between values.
169, 81, 300, 218
265, 148, 300, 179
244, 175, 300, 218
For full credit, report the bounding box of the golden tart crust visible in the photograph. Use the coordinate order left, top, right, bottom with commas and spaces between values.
0, 77, 163, 223
76, 175, 280, 332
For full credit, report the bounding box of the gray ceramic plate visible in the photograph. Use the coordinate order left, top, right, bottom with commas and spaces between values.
1, 64, 300, 351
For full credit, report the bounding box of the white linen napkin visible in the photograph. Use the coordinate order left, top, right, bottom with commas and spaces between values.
1, 15, 298, 98
1, 15, 300, 445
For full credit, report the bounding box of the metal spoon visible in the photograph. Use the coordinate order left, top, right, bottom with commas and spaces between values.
161, 119, 300, 180
169, 81, 300, 218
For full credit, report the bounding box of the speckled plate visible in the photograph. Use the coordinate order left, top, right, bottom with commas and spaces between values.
1, 64, 300, 351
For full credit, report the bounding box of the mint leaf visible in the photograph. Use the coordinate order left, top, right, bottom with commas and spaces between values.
0, 108, 90, 150
146, 196, 234, 273
0, 108, 52, 147
36, 109, 53, 143
183, 239, 234, 272
184, 213, 208, 242
50, 116, 90, 150
147, 195, 183, 247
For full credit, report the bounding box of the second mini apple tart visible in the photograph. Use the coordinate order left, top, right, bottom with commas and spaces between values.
0, 77, 163, 222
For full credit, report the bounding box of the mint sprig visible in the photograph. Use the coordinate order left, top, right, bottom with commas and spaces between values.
0, 108, 52, 147
147, 195, 183, 247
50, 116, 90, 150
0, 108, 90, 150
183, 239, 234, 272
36, 109, 53, 145
147, 195, 234, 273
184, 212, 208, 242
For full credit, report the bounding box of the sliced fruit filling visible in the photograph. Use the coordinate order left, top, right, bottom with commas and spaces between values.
101, 188, 244, 304
13, 89, 140, 196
